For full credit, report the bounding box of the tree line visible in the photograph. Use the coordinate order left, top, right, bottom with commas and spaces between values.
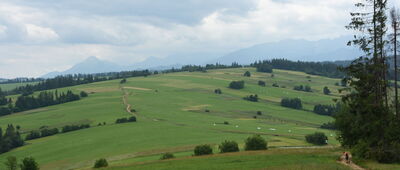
0, 90, 84, 117
251, 59, 345, 78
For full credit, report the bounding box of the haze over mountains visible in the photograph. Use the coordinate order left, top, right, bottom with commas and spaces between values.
41, 36, 361, 78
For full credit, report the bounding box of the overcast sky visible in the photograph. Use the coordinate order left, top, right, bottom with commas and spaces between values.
0, 0, 399, 78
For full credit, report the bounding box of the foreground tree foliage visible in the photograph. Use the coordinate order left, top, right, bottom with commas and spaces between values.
335, 0, 400, 163
244, 135, 267, 151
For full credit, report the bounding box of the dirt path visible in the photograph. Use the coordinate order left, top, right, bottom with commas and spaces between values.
338, 153, 365, 170
121, 87, 137, 117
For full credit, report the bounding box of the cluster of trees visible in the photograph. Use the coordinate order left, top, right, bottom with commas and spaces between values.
313, 104, 338, 116
243, 94, 259, 102
251, 62, 273, 73
193, 135, 267, 156
0, 124, 24, 154
335, 0, 400, 163
305, 132, 328, 145
115, 116, 137, 124
176, 63, 242, 73
0, 90, 82, 116
62, 124, 90, 133
293, 85, 312, 92
280, 98, 302, 109
4, 156, 39, 170
229, 81, 245, 89
320, 122, 335, 130
26, 128, 59, 140
251, 59, 344, 78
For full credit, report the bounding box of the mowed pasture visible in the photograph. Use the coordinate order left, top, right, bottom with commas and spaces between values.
0, 68, 343, 169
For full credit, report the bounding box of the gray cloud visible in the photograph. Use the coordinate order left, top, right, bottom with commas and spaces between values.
0, 0, 373, 78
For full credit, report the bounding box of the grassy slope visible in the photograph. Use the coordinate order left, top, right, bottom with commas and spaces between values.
105, 148, 350, 170
0, 68, 373, 169
0, 82, 38, 91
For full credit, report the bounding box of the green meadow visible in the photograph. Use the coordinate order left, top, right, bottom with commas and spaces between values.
0, 67, 382, 170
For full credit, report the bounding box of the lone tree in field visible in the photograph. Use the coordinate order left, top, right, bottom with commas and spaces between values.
335, 0, 400, 163
323, 86, 331, 95
20, 157, 39, 170
244, 135, 267, 151
243, 71, 251, 77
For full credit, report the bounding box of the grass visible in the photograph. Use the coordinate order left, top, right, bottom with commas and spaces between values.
0, 67, 389, 170
104, 148, 350, 170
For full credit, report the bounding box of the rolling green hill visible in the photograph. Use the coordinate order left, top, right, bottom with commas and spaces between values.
0, 68, 370, 169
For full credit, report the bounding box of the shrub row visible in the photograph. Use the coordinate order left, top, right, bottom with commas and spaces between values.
115, 116, 137, 124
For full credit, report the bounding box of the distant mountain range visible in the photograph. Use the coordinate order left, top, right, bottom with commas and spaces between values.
214, 36, 362, 65
41, 36, 363, 78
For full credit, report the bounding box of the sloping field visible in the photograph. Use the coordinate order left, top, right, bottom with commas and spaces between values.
0, 68, 347, 169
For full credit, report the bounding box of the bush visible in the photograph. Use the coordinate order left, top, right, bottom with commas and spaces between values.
223, 121, 229, 125
305, 132, 328, 145
40, 128, 59, 137
80, 91, 88, 97
93, 158, 108, 168
20, 157, 39, 170
116, 116, 137, 124
229, 81, 245, 89
25, 131, 41, 140
293, 85, 312, 92
160, 152, 175, 160
258, 81, 266, 87
205, 109, 210, 112
245, 135, 267, 151
219, 140, 239, 153
243, 94, 258, 102
257, 111, 262, 115
320, 122, 336, 130
194, 144, 213, 156
272, 83, 279, 87
323, 86, 331, 95
61, 124, 90, 133
120, 78, 127, 84
243, 71, 251, 77
214, 89, 222, 94
128, 116, 137, 122
4, 156, 17, 170
281, 98, 302, 109
313, 104, 337, 116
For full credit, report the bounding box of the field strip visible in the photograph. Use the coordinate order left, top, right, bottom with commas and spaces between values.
123, 86, 152, 91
